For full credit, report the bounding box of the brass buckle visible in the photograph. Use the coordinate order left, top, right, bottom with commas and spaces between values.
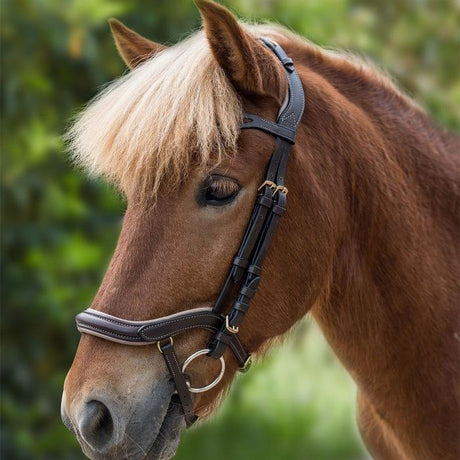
272, 185, 288, 197
258, 180, 277, 192
225, 315, 239, 334
157, 337, 173, 354
239, 356, 253, 373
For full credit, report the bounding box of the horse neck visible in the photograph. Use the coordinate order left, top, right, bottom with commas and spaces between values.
289, 49, 459, 448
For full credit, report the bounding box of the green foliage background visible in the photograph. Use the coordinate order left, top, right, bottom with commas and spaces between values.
1, 0, 458, 459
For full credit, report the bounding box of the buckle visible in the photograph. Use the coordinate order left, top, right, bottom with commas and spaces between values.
225, 315, 239, 334
258, 180, 277, 192
272, 185, 288, 197
239, 356, 253, 373
258, 181, 288, 197
157, 337, 173, 354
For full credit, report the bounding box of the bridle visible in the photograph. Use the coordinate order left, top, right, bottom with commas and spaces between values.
75, 38, 305, 426
75, 37, 304, 426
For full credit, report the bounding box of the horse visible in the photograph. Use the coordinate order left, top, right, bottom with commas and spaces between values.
61, 1, 460, 459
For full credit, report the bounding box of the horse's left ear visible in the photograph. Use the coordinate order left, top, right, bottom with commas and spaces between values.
109, 18, 167, 69
196, 0, 285, 100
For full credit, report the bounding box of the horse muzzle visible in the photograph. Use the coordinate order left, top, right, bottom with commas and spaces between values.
61, 373, 186, 460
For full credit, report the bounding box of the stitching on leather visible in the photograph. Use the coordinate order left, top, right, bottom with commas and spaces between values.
259, 119, 295, 138
84, 310, 213, 329
85, 311, 214, 334
141, 313, 215, 332
164, 350, 193, 414
84, 311, 139, 328
245, 116, 295, 140
140, 324, 218, 340
80, 324, 142, 341
280, 76, 304, 128
281, 112, 296, 127
294, 79, 305, 121
163, 349, 178, 380
171, 352, 185, 389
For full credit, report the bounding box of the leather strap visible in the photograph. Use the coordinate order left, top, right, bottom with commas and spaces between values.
159, 340, 197, 427
208, 38, 305, 359
242, 114, 296, 144
76, 307, 249, 367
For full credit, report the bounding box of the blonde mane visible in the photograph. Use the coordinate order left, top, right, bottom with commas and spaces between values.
67, 30, 243, 202
67, 23, 408, 202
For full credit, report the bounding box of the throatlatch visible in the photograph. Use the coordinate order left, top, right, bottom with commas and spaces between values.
75, 37, 305, 427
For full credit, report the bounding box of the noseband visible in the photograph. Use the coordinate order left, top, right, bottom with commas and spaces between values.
75, 38, 305, 426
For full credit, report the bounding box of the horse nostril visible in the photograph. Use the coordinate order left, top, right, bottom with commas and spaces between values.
78, 400, 115, 452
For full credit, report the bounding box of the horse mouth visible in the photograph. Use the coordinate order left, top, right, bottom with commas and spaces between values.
144, 394, 186, 460
63, 388, 186, 460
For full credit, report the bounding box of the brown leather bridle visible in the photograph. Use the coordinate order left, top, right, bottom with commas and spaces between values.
75, 38, 305, 426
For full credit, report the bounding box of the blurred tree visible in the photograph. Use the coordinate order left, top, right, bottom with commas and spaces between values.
1, 0, 458, 459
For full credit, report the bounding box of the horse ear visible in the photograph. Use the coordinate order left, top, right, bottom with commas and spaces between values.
196, 0, 285, 99
109, 18, 167, 69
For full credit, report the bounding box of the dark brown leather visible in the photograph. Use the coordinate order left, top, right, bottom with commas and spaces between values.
76, 308, 249, 367
209, 38, 305, 358
159, 340, 197, 427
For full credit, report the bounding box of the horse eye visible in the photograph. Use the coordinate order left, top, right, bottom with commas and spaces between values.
201, 175, 240, 206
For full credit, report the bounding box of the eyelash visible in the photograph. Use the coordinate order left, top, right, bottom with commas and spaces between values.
200, 176, 240, 206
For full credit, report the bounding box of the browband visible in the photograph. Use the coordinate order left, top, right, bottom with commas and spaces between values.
75, 37, 305, 427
